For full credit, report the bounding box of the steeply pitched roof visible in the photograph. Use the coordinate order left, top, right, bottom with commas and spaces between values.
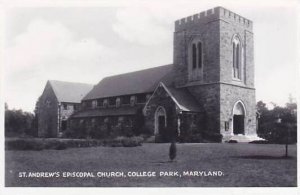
166, 86, 201, 112
145, 82, 201, 112
49, 80, 94, 103
83, 64, 174, 100
71, 106, 139, 118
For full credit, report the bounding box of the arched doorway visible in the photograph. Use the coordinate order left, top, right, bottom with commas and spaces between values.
232, 101, 246, 135
154, 106, 167, 136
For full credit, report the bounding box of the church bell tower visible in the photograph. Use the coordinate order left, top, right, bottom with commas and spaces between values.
173, 7, 257, 140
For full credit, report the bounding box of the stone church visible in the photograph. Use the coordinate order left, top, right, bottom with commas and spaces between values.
38, 7, 260, 142
37, 80, 93, 137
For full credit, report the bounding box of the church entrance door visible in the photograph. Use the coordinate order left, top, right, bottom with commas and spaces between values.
159, 115, 170, 142
233, 115, 244, 134
158, 116, 165, 135
232, 101, 246, 135
154, 106, 169, 142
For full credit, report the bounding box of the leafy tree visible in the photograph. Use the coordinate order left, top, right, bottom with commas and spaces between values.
257, 100, 297, 144
5, 103, 36, 137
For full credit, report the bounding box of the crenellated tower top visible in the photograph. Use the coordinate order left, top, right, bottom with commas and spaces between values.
175, 7, 253, 32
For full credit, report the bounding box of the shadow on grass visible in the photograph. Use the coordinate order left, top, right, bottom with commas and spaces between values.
151, 160, 177, 164
232, 155, 294, 160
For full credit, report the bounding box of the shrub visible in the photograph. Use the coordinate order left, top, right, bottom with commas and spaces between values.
5, 136, 141, 151
169, 142, 177, 161
54, 142, 67, 150
179, 133, 203, 143
228, 140, 238, 143
62, 129, 76, 139
202, 131, 223, 143
107, 136, 143, 147
5, 139, 44, 151
143, 135, 155, 143
249, 140, 269, 144
123, 136, 143, 147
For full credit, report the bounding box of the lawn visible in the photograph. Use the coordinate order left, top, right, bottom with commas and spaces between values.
5, 143, 297, 187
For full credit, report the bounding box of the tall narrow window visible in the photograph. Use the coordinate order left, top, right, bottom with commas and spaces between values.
116, 97, 121, 107
192, 44, 197, 69
189, 39, 204, 81
233, 44, 236, 77
197, 42, 202, 68
103, 99, 108, 107
232, 35, 241, 80
130, 96, 136, 106
236, 43, 240, 76
92, 100, 97, 108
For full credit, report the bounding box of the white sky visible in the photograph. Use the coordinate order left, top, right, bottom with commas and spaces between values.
1, 0, 299, 112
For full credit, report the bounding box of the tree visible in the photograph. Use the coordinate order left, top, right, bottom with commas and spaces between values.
256, 100, 297, 144
5, 104, 36, 137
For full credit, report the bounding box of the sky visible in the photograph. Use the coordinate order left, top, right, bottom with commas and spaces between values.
2, 0, 299, 112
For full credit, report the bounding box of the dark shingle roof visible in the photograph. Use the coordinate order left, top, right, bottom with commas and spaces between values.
49, 80, 94, 103
166, 86, 201, 112
83, 64, 174, 100
71, 106, 139, 118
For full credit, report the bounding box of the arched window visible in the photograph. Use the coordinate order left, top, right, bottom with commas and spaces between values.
232, 35, 242, 79
116, 97, 121, 107
130, 96, 136, 106
191, 41, 203, 69
189, 39, 203, 81
192, 44, 197, 69
197, 42, 202, 68
103, 99, 108, 108
92, 100, 97, 108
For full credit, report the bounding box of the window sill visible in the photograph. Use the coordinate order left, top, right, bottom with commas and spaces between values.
232, 78, 242, 82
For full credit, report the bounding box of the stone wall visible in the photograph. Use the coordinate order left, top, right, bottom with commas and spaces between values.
173, 7, 256, 139
144, 85, 179, 140
37, 82, 59, 137
187, 84, 220, 133
219, 15, 254, 87
173, 7, 253, 88
220, 84, 257, 136
173, 13, 220, 87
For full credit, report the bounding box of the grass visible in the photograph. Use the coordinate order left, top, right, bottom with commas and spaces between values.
5, 143, 297, 187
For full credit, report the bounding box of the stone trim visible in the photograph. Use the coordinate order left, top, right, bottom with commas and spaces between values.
178, 81, 255, 90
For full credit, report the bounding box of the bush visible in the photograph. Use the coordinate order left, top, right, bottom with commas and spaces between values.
5, 106, 36, 138
249, 140, 269, 144
143, 135, 155, 143
106, 136, 143, 147
54, 142, 67, 150
228, 140, 238, 143
123, 136, 143, 147
5, 136, 142, 151
62, 129, 77, 139
5, 139, 44, 151
179, 133, 203, 143
202, 131, 223, 143
169, 142, 177, 161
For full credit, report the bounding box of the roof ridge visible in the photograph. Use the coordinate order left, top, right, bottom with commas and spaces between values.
102, 64, 173, 80
47, 80, 94, 103
83, 64, 174, 100
49, 80, 94, 86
